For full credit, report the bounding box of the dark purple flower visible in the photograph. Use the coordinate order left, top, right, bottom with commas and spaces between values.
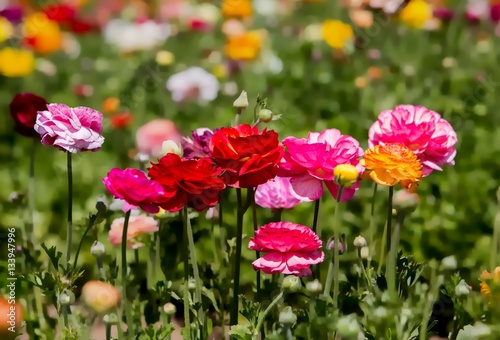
433, 8, 454, 20
491, 4, 500, 22
0, 6, 23, 24
181, 128, 217, 159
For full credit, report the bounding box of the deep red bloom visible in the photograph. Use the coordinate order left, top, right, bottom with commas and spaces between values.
69, 18, 97, 34
148, 154, 226, 212
111, 112, 133, 129
42, 4, 76, 23
210, 124, 284, 188
9, 93, 48, 138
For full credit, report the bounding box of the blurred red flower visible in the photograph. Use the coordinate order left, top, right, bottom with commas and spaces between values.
69, 18, 97, 34
9, 93, 48, 138
111, 112, 132, 129
210, 124, 283, 188
148, 154, 226, 212
42, 4, 76, 23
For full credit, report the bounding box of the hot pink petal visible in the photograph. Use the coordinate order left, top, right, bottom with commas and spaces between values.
289, 174, 323, 201
325, 180, 358, 203
251, 251, 324, 276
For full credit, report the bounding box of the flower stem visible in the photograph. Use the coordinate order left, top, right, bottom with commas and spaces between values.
254, 291, 284, 337
121, 210, 134, 338
386, 186, 394, 256
387, 211, 405, 302
332, 186, 344, 310
230, 188, 245, 326
27, 138, 36, 247
184, 205, 205, 336
182, 210, 191, 337
73, 216, 97, 271
66, 152, 73, 265
357, 248, 371, 289
491, 188, 500, 271
250, 189, 261, 299
367, 184, 378, 270
312, 199, 321, 279
106, 324, 111, 340
116, 307, 124, 340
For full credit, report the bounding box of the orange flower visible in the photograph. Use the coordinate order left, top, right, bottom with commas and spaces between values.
222, 0, 252, 19
360, 143, 423, 192
24, 13, 62, 54
479, 267, 500, 301
322, 20, 354, 50
224, 30, 263, 61
102, 97, 120, 114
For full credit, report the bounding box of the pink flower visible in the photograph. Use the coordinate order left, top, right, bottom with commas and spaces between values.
34, 103, 104, 153
368, 105, 457, 176
278, 129, 364, 202
136, 119, 181, 158
103, 168, 164, 214
108, 214, 159, 249
255, 177, 306, 210
248, 222, 324, 277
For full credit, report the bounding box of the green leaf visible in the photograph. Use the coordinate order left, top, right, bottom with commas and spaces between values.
228, 325, 254, 340
41, 243, 62, 270
202, 287, 220, 312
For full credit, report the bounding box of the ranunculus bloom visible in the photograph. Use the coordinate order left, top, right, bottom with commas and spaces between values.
166, 67, 219, 103
255, 177, 305, 210
81, 280, 121, 315
0, 6, 23, 24
148, 154, 226, 212
181, 128, 216, 159
248, 221, 324, 277
42, 4, 76, 23
0, 48, 35, 77
399, 0, 433, 28
224, 31, 263, 61
210, 124, 284, 188
110, 112, 133, 129
103, 19, 170, 53
9, 93, 48, 137
0, 296, 23, 337
108, 214, 159, 249
368, 105, 457, 176
35, 104, 104, 153
222, 0, 253, 18
361, 143, 423, 192
24, 13, 63, 54
322, 20, 354, 50
136, 119, 181, 158
479, 267, 500, 301
103, 168, 165, 213
278, 129, 364, 202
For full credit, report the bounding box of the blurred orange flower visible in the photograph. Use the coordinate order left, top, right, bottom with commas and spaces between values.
350, 9, 373, 28
479, 267, 500, 301
24, 13, 63, 54
222, 0, 253, 19
361, 143, 423, 192
0, 48, 35, 77
224, 30, 263, 61
102, 97, 120, 114
322, 20, 354, 50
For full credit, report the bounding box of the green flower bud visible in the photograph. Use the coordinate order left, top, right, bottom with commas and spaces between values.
455, 279, 471, 297
163, 302, 177, 316
441, 255, 457, 271
59, 289, 75, 306
305, 279, 322, 294
258, 109, 273, 123
353, 235, 367, 248
282, 275, 301, 292
233, 91, 248, 109
103, 313, 119, 325
90, 241, 106, 258
327, 234, 347, 255
278, 306, 297, 325
336, 314, 361, 337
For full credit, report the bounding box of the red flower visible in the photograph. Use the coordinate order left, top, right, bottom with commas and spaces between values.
210, 124, 284, 188
69, 18, 97, 34
111, 112, 133, 129
148, 154, 226, 212
9, 93, 48, 138
42, 4, 76, 23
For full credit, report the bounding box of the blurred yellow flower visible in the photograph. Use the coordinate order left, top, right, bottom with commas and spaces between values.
322, 20, 354, 50
24, 13, 63, 54
0, 17, 13, 43
212, 64, 227, 78
224, 30, 263, 61
399, 0, 432, 28
0, 48, 35, 77
155, 50, 175, 66
222, 0, 253, 19
479, 267, 500, 301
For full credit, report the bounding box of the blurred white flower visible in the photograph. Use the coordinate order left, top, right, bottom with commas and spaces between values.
466, 0, 489, 20
166, 67, 219, 103
103, 19, 170, 53
253, 0, 279, 16
369, 0, 405, 13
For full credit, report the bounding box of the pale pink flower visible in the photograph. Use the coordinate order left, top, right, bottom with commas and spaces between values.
248, 221, 324, 277
108, 214, 159, 249
136, 119, 181, 158
368, 105, 457, 176
166, 67, 219, 104
278, 129, 364, 202
35, 103, 104, 153
255, 176, 306, 210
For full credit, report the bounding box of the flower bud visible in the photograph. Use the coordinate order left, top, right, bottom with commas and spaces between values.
333, 164, 359, 188
455, 280, 471, 297
258, 109, 273, 123
163, 302, 177, 316
161, 140, 183, 157
205, 207, 219, 220
441, 255, 457, 271
233, 90, 248, 109
353, 235, 367, 248
360, 246, 370, 259
90, 241, 106, 258
188, 278, 196, 291
81, 280, 121, 315
95, 197, 108, 214
305, 279, 322, 293
103, 313, 119, 325
393, 190, 419, 214
282, 275, 302, 292
59, 289, 75, 306
278, 306, 297, 325
336, 314, 361, 337
327, 234, 347, 255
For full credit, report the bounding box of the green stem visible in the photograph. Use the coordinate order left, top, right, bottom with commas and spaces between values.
491, 188, 500, 271
96, 256, 107, 281
116, 307, 124, 340
27, 138, 36, 247
449, 319, 463, 340
134, 249, 139, 266
387, 211, 405, 303
182, 210, 191, 337
210, 218, 220, 267
106, 324, 111, 340
250, 189, 261, 299
322, 261, 334, 299
357, 248, 371, 289
386, 186, 394, 255
230, 188, 245, 326
312, 199, 321, 279
367, 184, 378, 270
332, 186, 344, 310
377, 221, 387, 275
121, 211, 134, 338
66, 152, 73, 265
419, 268, 442, 340
72, 216, 97, 271
254, 291, 284, 337
184, 206, 205, 335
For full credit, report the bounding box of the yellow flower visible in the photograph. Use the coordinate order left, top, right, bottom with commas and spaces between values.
0, 48, 35, 77
322, 20, 354, 50
155, 50, 175, 66
479, 267, 500, 301
0, 17, 13, 43
222, 0, 253, 19
224, 30, 263, 61
334, 164, 359, 188
399, 0, 433, 29
24, 13, 63, 54
212, 64, 227, 79
360, 143, 423, 192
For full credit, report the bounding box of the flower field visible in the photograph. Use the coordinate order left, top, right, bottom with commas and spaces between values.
1, 0, 500, 339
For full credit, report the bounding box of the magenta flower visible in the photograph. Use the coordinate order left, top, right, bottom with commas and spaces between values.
248, 221, 324, 277
103, 168, 164, 214
368, 105, 457, 176
255, 176, 306, 210
181, 127, 216, 159
278, 129, 364, 202
35, 104, 104, 153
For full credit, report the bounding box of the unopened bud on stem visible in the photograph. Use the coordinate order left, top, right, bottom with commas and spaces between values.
233, 90, 249, 109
